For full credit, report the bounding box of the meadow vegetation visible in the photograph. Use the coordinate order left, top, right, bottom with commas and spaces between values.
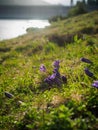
0, 11, 98, 130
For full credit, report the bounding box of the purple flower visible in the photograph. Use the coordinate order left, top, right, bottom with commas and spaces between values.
53, 68, 58, 73
92, 81, 98, 88
44, 77, 53, 85
40, 64, 46, 72
80, 58, 92, 64
53, 60, 60, 69
44, 60, 62, 87
44, 74, 56, 86
61, 75, 67, 83
44, 70, 61, 86
84, 68, 93, 77
54, 77, 61, 86
49, 73, 56, 80
53, 68, 61, 79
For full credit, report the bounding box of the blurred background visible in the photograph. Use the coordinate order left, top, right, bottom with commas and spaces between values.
0, 0, 98, 40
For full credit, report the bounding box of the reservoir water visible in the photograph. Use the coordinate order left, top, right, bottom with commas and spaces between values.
0, 19, 50, 41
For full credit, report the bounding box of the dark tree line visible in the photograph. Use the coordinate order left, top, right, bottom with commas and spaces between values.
82, 0, 98, 5
87, 0, 98, 5
70, 0, 98, 6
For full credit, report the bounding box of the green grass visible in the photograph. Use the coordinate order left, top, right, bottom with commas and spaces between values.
0, 11, 98, 130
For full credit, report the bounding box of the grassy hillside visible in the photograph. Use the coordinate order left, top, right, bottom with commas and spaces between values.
0, 11, 98, 130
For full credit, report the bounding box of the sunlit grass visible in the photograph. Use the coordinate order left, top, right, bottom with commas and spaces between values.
0, 11, 98, 130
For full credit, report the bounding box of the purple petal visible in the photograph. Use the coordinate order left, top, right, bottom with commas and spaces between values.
44, 77, 52, 85
61, 75, 67, 83
40, 64, 46, 72
53, 68, 61, 78
80, 58, 92, 64
53, 68, 58, 73
84, 68, 93, 77
92, 83, 98, 88
94, 81, 98, 85
53, 60, 60, 69
49, 73, 56, 80
92, 80, 98, 88
54, 78, 61, 86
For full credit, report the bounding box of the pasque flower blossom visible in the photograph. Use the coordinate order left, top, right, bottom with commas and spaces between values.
44, 76, 53, 86
40, 64, 46, 72
44, 71, 61, 86
42, 60, 67, 87
92, 81, 98, 88
84, 68, 94, 77
53, 68, 61, 79
80, 57, 92, 64
53, 60, 60, 70
44, 67, 61, 86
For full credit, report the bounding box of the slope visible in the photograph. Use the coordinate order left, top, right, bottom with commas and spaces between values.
0, 11, 98, 130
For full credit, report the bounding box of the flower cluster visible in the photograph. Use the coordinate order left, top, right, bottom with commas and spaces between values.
81, 57, 98, 89
39, 58, 97, 89
80, 57, 94, 78
40, 60, 67, 87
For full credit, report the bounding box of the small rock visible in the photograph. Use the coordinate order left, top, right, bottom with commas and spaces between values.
5, 92, 14, 98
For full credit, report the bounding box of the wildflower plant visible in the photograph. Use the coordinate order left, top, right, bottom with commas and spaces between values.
40, 60, 67, 88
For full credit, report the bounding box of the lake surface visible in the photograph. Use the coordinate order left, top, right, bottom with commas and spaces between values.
0, 19, 50, 40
